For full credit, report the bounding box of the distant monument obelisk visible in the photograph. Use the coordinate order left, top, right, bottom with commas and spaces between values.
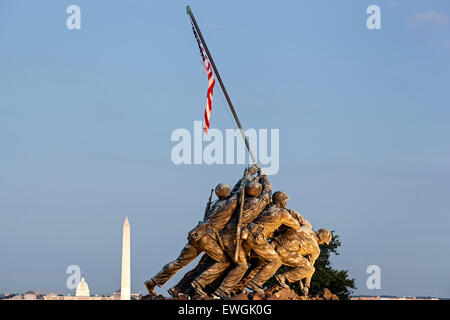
120, 217, 131, 300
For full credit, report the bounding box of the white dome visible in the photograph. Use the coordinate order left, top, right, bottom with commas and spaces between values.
76, 277, 90, 297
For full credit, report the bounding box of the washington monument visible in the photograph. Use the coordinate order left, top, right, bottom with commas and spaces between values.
121, 217, 131, 300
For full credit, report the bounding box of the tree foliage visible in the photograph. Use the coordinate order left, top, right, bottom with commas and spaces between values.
309, 232, 356, 299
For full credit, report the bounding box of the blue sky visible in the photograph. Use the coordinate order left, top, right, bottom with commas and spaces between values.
1, 0, 449, 297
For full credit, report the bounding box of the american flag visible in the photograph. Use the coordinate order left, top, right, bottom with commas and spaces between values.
191, 22, 216, 134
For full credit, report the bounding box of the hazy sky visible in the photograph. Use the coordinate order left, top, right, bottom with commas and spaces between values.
1, 0, 449, 297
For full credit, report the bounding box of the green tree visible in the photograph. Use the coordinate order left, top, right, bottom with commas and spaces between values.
269, 231, 356, 300
309, 232, 356, 299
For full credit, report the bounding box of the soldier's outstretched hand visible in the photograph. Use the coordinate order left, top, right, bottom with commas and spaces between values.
249, 163, 260, 176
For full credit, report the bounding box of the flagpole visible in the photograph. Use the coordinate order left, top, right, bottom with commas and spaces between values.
186, 6, 258, 165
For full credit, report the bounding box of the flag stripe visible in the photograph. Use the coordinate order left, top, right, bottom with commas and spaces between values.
191, 20, 215, 134
203, 58, 215, 133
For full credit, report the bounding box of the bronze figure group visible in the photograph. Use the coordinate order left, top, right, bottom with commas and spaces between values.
144, 165, 331, 299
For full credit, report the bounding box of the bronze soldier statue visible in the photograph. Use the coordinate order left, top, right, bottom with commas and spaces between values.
234, 227, 331, 296
208, 171, 272, 298
242, 191, 306, 294
144, 165, 259, 296
171, 195, 313, 297
273, 227, 331, 296
189, 166, 263, 296
168, 254, 213, 297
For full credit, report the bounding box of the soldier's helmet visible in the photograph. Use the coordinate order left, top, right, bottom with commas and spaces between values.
317, 228, 332, 245
272, 191, 290, 204
245, 181, 262, 197
215, 183, 231, 199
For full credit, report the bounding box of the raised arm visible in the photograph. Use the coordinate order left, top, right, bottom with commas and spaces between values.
281, 210, 301, 230
231, 164, 260, 194
259, 174, 272, 196
288, 209, 312, 230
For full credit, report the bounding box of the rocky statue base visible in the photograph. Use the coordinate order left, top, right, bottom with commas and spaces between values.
141, 286, 338, 301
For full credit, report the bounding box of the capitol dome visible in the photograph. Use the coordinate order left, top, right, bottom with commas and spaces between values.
23, 291, 37, 300
75, 277, 90, 297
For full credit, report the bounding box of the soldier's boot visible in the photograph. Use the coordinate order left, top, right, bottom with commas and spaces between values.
275, 274, 290, 289
168, 286, 181, 298
301, 285, 309, 297
144, 279, 158, 296
212, 287, 229, 300
231, 286, 245, 296
298, 279, 304, 292
191, 280, 207, 297
246, 281, 265, 295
